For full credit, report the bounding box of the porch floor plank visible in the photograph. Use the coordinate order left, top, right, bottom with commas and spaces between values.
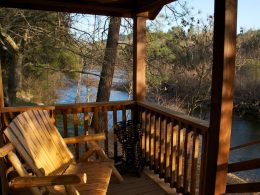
108, 169, 176, 195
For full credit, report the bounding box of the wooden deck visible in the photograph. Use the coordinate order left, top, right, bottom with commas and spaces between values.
108, 168, 177, 195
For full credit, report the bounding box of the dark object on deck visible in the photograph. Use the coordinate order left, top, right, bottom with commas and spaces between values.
114, 120, 144, 177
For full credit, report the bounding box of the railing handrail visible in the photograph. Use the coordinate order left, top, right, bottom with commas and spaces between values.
228, 158, 260, 173
0, 105, 55, 113
1, 100, 209, 132
230, 139, 260, 151
54, 100, 134, 109
137, 101, 209, 133
0, 100, 135, 113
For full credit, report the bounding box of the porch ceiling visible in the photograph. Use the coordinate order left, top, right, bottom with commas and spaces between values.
0, 0, 176, 19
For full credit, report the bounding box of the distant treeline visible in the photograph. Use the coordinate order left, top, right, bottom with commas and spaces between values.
146, 26, 260, 118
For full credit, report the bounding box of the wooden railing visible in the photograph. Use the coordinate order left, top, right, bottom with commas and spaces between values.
227, 140, 260, 193
0, 100, 212, 194
136, 101, 209, 194
0, 100, 135, 161
53, 100, 135, 160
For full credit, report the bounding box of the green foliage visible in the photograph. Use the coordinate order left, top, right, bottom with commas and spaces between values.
0, 8, 83, 104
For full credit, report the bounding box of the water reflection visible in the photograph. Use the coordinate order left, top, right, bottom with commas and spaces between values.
230, 115, 260, 181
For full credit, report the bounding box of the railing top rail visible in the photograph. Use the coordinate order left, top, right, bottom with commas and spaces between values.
137, 101, 209, 133
230, 139, 260, 151
54, 100, 134, 110
0, 105, 55, 113
0, 100, 135, 113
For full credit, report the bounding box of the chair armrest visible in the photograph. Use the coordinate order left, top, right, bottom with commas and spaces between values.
9, 173, 87, 189
0, 143, 14, 157
63, 133, 105, 144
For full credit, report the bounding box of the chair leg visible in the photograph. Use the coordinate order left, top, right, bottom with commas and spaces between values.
79, 147, 96, 162
65, 185, 80, 195
111, 165, 124, 183
89, 141, 124, 183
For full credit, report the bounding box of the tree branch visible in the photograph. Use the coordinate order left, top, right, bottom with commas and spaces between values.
32, 64, 101, 77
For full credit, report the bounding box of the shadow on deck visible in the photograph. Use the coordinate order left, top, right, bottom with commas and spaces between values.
108, 168, 177, 195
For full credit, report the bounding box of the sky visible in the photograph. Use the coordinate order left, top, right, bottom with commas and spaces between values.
72, 0, 260, 39
188, 0, 260, 31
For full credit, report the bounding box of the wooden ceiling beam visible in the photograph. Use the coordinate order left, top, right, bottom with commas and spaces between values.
0, 0, 134, 18
137, 0, 174, 13
136, 0, 175, 19
0, 0, 174, 19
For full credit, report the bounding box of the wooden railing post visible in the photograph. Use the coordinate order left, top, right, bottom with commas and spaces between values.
202, 0, 238, 194
0, 57, 8, 195
133, 16, 146, 101
0, 59, 4, 108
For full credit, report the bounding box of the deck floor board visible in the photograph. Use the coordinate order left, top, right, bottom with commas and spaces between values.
108, 170, 176, 195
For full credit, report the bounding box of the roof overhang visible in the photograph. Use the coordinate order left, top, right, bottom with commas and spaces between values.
0, 0, 176, 20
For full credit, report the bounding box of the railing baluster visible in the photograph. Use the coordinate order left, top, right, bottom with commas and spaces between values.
1, 113, 9, 129
113, 108, 118, 161
93, 107, 99, 133
154, 113, 160, 173
104, 108, 108, 156
177, 122, 184, 192
145, 111, 150, 164
62, 110, 68, 138
148, 111, 152, 168
191, 129, 199, 195
122, 106, 126, 125
8, 112, 15, 121
83, 108, 88, 151
183, 125, 192, 194
141, 109, 146, 159
159, 115, 165, 178
199, 131, 207, 195
122, 106, 127, 160
165, 117, 171, 182
170, 120, 178, 188
131, 106, 135, 124
73, 112, 79, 159
49, 110, 55, 125
150, 112, 155, 169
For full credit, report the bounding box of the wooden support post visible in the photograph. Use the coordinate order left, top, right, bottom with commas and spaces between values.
202, 0, 238, 194
0, 58, 8, 195
0, 59, 4, 108
133, 16, 146, 101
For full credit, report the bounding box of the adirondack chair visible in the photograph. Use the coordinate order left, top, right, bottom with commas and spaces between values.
0, 109, 123, 195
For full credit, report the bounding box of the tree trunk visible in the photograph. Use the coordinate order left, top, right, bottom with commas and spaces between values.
1, 30, 26, 106
95, 17, 121, 132
96, 17, 121, 102
8, 51, 23, 106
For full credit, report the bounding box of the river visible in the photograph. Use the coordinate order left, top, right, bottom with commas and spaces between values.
56, 79, 260, 181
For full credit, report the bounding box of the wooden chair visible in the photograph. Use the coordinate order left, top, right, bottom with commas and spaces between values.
0, 109, 123, 195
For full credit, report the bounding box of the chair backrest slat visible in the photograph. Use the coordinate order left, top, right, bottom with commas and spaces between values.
4, 110, 74, 176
